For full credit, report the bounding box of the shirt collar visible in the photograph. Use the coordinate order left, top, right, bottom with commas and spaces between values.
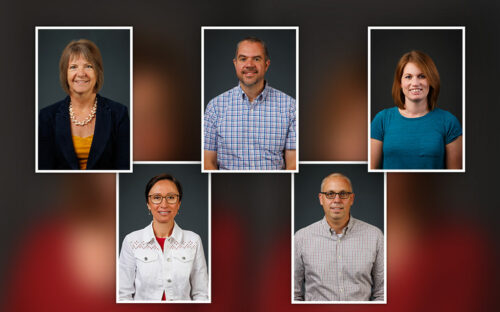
237, 81, 270, 103
142, 221, 183, 244
321, 215, 356, 236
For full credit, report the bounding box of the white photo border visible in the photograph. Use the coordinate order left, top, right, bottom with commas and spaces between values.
367, 26, 466, 173
35, 26, 133, 173
201, 26, 299, 173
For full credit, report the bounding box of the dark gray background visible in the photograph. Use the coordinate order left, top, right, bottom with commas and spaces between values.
119, 163, 209, 267
204, 28, 296, 107
294, 164, 384, 232
38, 28, 130, 110
370, 29, 463, 123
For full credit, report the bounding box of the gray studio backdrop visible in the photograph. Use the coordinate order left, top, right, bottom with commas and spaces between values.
370, 29, 463, 123
204, 28, 296, 107
294, 164, 384, 233
119, 164, 209, 268
38, 28, 130, 110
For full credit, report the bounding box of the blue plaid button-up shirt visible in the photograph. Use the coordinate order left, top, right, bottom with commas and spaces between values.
204, 83, 296, 170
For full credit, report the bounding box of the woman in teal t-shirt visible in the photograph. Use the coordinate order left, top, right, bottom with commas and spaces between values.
370, 50, 462, 170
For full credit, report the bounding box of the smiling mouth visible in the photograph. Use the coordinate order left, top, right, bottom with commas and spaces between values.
330, 206, 344, 212
158, 211, 172, 215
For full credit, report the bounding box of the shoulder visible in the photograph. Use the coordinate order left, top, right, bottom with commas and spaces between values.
39, 98, 67, 121
98, 95, 128, 114
123, 224, 150, 243
295, 219, 322, 240
210, 86, 240, 103
432, 108, 459, 121
374, 107, 397, 119
181, 228, 203, 244
351, 217, 383, 237
266, 86, 295, 103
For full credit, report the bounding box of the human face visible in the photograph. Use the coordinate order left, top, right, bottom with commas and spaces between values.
319, 177, 354, 225
233, 41, 270, 89
67, 54, 97, 96
400, 62, 429, 105
147, 179, 181, 224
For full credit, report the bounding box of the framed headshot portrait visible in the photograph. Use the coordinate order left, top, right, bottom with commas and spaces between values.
36, 26, 133, 172
368, 26, 465, 172
293, 163, 386, 304
202, 26, 298, 173
117, 162, 211, 303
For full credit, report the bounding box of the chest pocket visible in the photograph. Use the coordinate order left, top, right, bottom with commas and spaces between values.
134, 251, 159, 279
172, 249, 195, 263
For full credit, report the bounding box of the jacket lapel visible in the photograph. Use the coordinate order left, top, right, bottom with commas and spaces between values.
55, 98, 79, 169
87, 95, 111, 169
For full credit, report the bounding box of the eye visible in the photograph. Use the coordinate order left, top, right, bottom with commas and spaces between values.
326, 192, 335, 197
152, 195, 162, 201
69, 65, 77, 70
255, 57, 261, 61
418, 74, 426, 79
339, 192, 348, 197
86, 64, 93, 69
166, 195, 175, 200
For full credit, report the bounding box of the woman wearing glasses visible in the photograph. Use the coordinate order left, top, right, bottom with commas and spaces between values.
370, 50, 462, 170
119, 174, 208, 301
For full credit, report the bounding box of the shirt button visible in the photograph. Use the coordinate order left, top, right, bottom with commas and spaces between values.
167, 258, 171, 262
182, 256, 186, 260
144, 257, 148, 261
167, 279, 172, 283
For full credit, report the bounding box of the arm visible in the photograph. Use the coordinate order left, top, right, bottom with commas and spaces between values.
285, 149, 296, 170
371, 230, 385, 301
118, 238, 136, 300
38, 108, 56, 170
446, 135, 462, 169
203, 100, 218, 170
116, 106, 130, 170
190, 237, 209, 300
294, 235, 305, 301
204, 150, 218, 170
370, 139, 383, 169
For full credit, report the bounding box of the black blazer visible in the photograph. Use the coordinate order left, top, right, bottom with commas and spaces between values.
38, 94, 130, 170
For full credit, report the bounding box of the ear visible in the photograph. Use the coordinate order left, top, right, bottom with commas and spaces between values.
350, 193, 355, 204
265, 59, 270, 72
318, 193, 324, 205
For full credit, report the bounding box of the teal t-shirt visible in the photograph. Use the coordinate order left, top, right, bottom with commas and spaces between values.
371, 107, 462, 169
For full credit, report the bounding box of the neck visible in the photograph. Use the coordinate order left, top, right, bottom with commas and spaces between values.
401, 99, 429, 117
240, 80, 265, 102
70, 92, 96, 109
326, 215, 350, 234
152, 220, 174, 238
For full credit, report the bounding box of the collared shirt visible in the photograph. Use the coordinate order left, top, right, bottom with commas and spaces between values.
119, 222, 208, 301
204, 83, 296, 170
294, 216, 384, 301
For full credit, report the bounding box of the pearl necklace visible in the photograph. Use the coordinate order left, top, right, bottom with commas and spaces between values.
69, 97, 97, 126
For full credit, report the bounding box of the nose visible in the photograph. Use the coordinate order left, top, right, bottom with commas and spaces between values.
77, 66, 86, 76
332, 194, 342, 202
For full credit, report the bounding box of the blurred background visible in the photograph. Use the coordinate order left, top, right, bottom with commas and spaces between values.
2, 0, 499, 311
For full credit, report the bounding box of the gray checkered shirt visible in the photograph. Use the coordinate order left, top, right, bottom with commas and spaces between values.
294, 216, 384, 301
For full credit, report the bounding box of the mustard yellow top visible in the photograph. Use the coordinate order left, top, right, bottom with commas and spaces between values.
72, 135, 94, 170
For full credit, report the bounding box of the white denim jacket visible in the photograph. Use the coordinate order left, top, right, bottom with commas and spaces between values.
119, 222, 208, 301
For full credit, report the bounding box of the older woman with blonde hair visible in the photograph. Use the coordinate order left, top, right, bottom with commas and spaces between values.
39, 39, 130, 170
370, 50, 462, 170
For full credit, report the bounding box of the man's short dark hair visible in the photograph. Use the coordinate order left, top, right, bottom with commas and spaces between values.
145, 173, 183, 203
235, 36, 270, 60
